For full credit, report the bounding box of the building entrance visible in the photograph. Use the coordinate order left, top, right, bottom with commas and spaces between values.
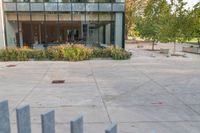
22, 21, 83, 48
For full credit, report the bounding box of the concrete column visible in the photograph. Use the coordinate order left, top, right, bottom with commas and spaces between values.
99, 26, 103, 44
0, 1, 6, 48
16, 105, 32, 133
105, 123, 117, 133
115, 13, 123, 48
105, 24, 111, 44
41, 110, 55, 133
0, 100, 11, 133
70, 115, 83, 133
19, 22, 23, 47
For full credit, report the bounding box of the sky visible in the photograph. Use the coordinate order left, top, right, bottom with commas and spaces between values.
167, 0, 199, 8
185, 0, 199, 8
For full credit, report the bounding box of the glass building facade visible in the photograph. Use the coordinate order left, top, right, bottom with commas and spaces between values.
0, 0, 125, 49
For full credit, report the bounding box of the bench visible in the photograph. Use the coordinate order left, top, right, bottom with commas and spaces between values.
160, 49, 169, 54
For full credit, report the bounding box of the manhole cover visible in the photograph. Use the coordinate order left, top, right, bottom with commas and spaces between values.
52, 80, 65, 84
6, 64, 17, 67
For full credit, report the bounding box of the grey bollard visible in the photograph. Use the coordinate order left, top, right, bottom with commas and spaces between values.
16, 105, 31, 133
105, 123, 117, 133
70, 115, 83, 133
41, 110, 55, 133
0, 100, 11, 133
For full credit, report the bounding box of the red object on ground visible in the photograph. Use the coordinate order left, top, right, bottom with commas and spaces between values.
6, 65, 17, 67
151, 102, 163, 105
52, 80, 65, 84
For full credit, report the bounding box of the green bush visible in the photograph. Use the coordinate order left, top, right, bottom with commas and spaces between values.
111, 48, 132, 60
47, 46, 63, 60
46, 45, 93, 61
62, 45, 92, 61
0, 48, 33, 61
92, 47, 132, 60
92, 48, 112, 58
0, 49, 8, 61
0, 45, 131, 61
32, 50, 47, 60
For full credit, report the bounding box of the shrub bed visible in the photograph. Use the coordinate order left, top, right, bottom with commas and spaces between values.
0, 45, 131, 61
47, 45, 93, 61
0, 48, 33, 61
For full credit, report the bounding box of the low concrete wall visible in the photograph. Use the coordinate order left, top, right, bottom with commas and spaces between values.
183, 47, 200, 54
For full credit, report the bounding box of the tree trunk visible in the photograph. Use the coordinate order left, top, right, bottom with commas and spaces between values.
125, 26, 129, 40
125, 32, 128, 40
152, 41, 155, 51
173, 41, 176, 55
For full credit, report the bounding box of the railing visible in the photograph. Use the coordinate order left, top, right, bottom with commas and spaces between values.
0, 100, 117, 133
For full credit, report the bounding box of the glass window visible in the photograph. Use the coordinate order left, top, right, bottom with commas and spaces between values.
17, 0, 30, 2
99, 13, 114, 45
31, 0, 43, 2
60, 0, 70, 2
86, 0, 113, 2
5, 12, 18, 47
3, 0, 15, 2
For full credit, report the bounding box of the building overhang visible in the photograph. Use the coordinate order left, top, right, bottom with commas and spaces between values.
3, 3, 125, 12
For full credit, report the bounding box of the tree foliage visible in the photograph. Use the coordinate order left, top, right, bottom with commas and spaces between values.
125, 0, 149, 38
134, 0, 199, 52
161, 0, 194, 54
190, 2, 200, 44
164, 0, 190, 42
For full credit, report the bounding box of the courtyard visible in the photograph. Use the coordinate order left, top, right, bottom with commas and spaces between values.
0, 43, 200, 133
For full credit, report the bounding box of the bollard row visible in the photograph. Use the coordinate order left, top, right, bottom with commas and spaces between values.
0, 100, 117, 133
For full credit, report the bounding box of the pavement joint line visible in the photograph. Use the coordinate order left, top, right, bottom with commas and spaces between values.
10, 120, 200, 125
29, 105, 104, 108
130, 63, 200, 116
11, 63, 51, 113
17, 103, 200, 109
89, 60, 112, 123
10, 122, 112, 125
111, 120, 200, 123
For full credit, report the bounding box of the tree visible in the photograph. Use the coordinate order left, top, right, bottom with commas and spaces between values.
136, 0, 171, 50
191, 2, 200, 46
125, 0, 149, 39
161, 0, 192, 54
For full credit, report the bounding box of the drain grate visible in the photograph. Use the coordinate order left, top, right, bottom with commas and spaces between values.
52, 80, 65, 84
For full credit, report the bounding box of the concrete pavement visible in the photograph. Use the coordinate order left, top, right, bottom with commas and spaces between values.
0, 44, 200, 133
